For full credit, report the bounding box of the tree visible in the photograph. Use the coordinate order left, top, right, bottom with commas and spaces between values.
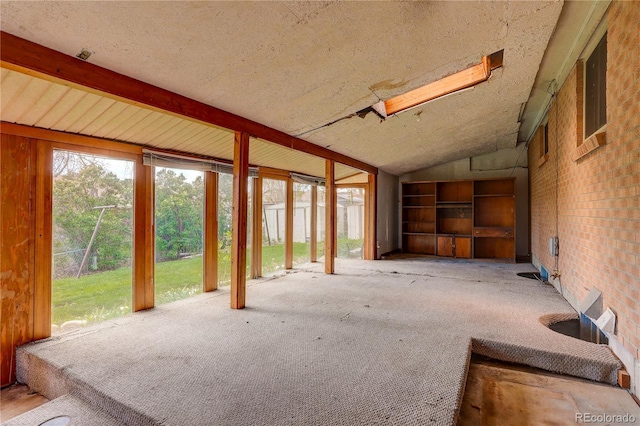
155, 168, 204, 261
54, 161, 133, 275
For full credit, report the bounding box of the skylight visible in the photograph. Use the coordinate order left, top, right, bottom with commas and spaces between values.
372, 50, 504, 119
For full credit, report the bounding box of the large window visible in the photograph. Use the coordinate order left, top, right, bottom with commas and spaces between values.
584, 32, 607, 139
262, 178, 287, 275
216, 173, 253, 284
52, 151, 134, 333
154, 167, 204, 305
336, 187, 365, 259
292, 183, 311, 267
217, 173, 233, 285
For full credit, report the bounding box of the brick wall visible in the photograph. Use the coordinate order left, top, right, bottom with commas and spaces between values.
529, 1, 639, 360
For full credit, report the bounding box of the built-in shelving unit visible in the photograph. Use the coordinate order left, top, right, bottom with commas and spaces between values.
402, 178, 515, 261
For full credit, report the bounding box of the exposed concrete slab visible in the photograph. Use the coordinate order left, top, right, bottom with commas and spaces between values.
8, 258, 621, 426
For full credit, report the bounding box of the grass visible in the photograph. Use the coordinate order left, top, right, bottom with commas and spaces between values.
52, 242, 315, 326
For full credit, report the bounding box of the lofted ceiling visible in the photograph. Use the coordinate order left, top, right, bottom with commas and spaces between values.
0, 1, 603, 176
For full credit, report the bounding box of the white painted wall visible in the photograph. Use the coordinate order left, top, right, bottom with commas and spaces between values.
376, 170, 400, 258
398, 145, 530, 258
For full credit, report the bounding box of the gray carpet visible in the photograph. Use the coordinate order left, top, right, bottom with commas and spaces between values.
5, 258, 621, 425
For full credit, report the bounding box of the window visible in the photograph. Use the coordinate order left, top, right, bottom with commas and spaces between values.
154, 167, 204, 305
52, 150, 134, 333
573, 28, 607, 161
584, 32, 607, 139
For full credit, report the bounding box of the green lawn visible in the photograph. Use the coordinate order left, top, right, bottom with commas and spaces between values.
52, 242, 315, 326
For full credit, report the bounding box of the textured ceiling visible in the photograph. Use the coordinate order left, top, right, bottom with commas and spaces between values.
1, 1, 565, 175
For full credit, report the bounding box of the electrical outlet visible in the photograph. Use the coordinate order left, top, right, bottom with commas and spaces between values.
549, 237, 559, 256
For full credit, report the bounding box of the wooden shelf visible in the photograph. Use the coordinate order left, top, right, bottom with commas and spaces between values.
473, 227, 514, 238
436, 203, 472, 208
402, 178, 515, 261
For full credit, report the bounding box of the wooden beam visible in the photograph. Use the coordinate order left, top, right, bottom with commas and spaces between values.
231, 132, 249, 309
0, 31, 377, 175
203, 171, 218, 292
285, 178, 294, 269
133, 160, 154, 311
34, 140, 53, 339
364, 173, 377, 260
310, 185, 318, 263
325, 160, 336, 274
251, 176, 263, 278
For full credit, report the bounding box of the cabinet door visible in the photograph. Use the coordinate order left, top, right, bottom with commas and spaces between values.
438, 236, 471, 258
437, 236, 453, 257
455, 237, 471, 258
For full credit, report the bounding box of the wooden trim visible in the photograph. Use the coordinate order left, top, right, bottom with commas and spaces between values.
1, 122, 142, 156
285, 178, 294, 269
33, 140, 53, 339
231, 132, 249, 309
133, 161, 154, 311
325, 160, 336, 274
364, 173, 377, 260
251, 176, 263, 278
310, 186, 318, 262
335, 183, 367, 189
1, 32, 377, 175
203, 172, 218, 292
618, 369, 631, 389
258, 167, 290, 179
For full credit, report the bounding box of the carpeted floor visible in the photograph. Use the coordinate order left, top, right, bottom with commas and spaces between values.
4, 258, 622, 425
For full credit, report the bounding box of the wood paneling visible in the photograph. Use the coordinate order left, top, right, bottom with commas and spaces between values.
474, 237, 515, 260
1, 32, 377, 175
404, 234, 436, 255
231, 132, 249, 309
1, 134, 36, 386
474, 197, 515, 228
325, 160, 336, 274
204, 172, 218, 292
474, 179, 515, 196
437, 181, 473, 202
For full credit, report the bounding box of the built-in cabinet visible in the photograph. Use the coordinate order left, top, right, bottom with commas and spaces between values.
402, 178, 515, 261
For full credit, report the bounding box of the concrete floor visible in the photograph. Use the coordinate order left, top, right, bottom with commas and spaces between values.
3, 258, 628, 425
